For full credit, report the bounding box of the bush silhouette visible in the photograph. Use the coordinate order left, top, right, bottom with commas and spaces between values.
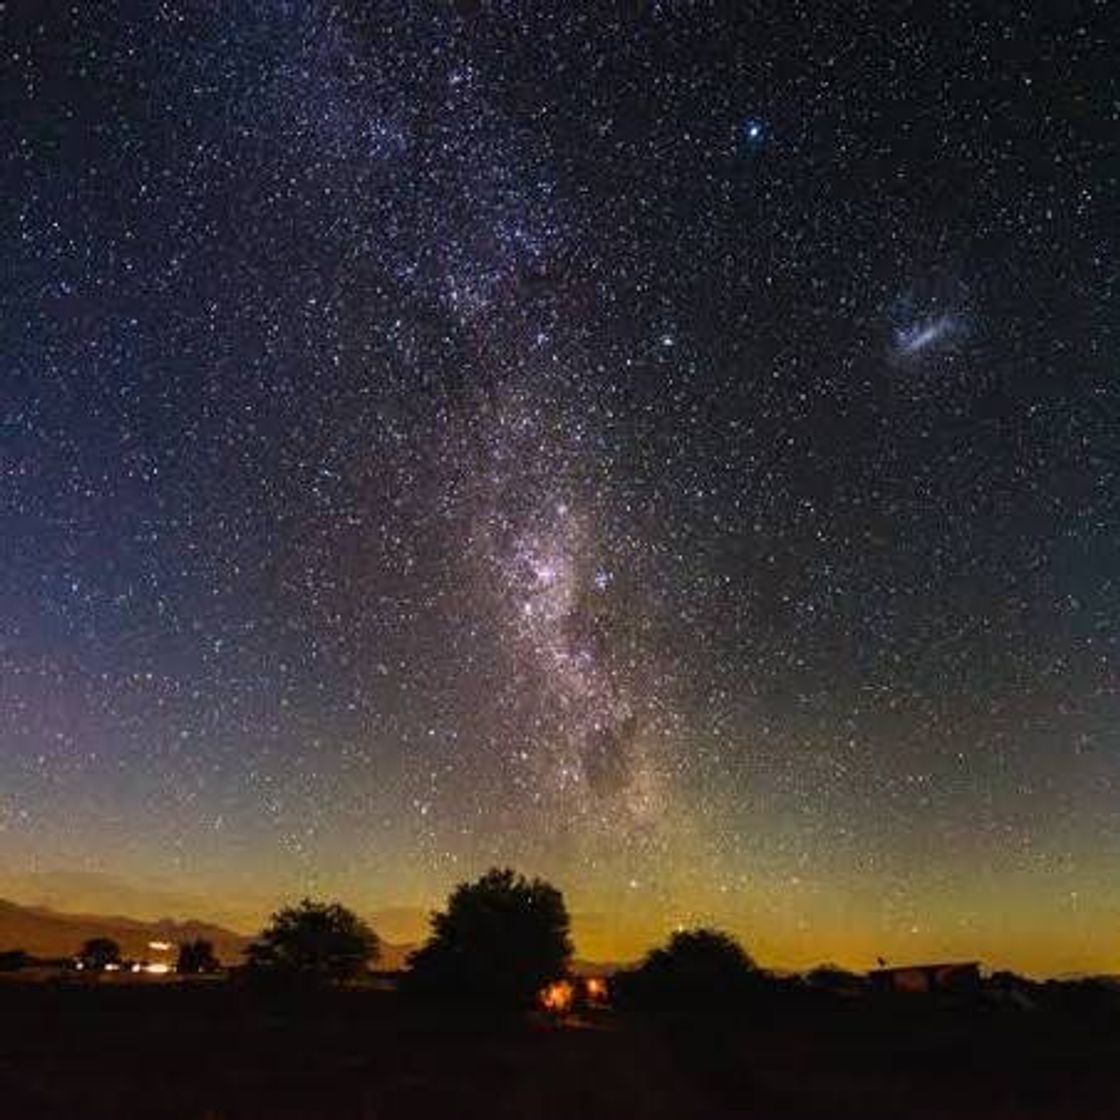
177, 938, 220, 974
244, 899, 378, 987
0, 949, 30, 972
614, 927, 761, 1010
404, 867, 572, 1007
78, 937, 122, 971
806, 963, 865, 993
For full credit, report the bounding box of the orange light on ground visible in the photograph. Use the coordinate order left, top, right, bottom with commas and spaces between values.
539, 980, 575, 1014
584, 976, 607, 1002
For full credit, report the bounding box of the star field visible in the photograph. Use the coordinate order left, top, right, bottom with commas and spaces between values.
1, 2, 1117, 972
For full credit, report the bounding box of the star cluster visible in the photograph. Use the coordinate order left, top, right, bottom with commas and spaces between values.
0, 3, 1116, 971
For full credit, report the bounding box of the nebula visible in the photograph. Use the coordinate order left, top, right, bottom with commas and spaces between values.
894, 314, 958, 356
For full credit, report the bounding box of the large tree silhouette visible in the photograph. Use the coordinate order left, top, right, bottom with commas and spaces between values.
244, 899, 378, 987
176, 938, 220, 975
78, 937, 122, 971
405, 867, 572, 1007
614, 927, 761, 1010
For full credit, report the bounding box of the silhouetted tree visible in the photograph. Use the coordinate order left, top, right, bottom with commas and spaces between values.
176, 938, 220, 974
614, 928, 761, 1010
404, 867, 572, 1007
78, 937, 121, 971
0, 949, 30, 972
244, 899, 378, 987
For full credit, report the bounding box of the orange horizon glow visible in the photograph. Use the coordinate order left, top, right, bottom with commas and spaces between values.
2, 873, 1114, 980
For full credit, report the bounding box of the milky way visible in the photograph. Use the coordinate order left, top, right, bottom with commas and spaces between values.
1, 2, 1117, 970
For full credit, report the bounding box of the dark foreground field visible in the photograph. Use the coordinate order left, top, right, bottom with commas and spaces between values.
0, 981, 1117, 1119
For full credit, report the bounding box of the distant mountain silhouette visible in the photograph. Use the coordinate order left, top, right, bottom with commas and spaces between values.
0, 897, 250, 963
0, 897, 421, 969
0, 869, 266, 931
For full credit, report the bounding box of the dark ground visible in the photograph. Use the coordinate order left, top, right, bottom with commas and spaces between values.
0, 980, 1117, 1119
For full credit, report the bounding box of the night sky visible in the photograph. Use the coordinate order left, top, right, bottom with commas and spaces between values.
2, 3, 1117, 973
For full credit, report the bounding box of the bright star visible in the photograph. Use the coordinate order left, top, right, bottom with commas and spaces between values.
741, 118, 767, 147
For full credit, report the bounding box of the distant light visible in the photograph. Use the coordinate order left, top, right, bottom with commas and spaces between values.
148, 940, 173, 952
104, 963, 121, 972
144, 962, 171, 975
